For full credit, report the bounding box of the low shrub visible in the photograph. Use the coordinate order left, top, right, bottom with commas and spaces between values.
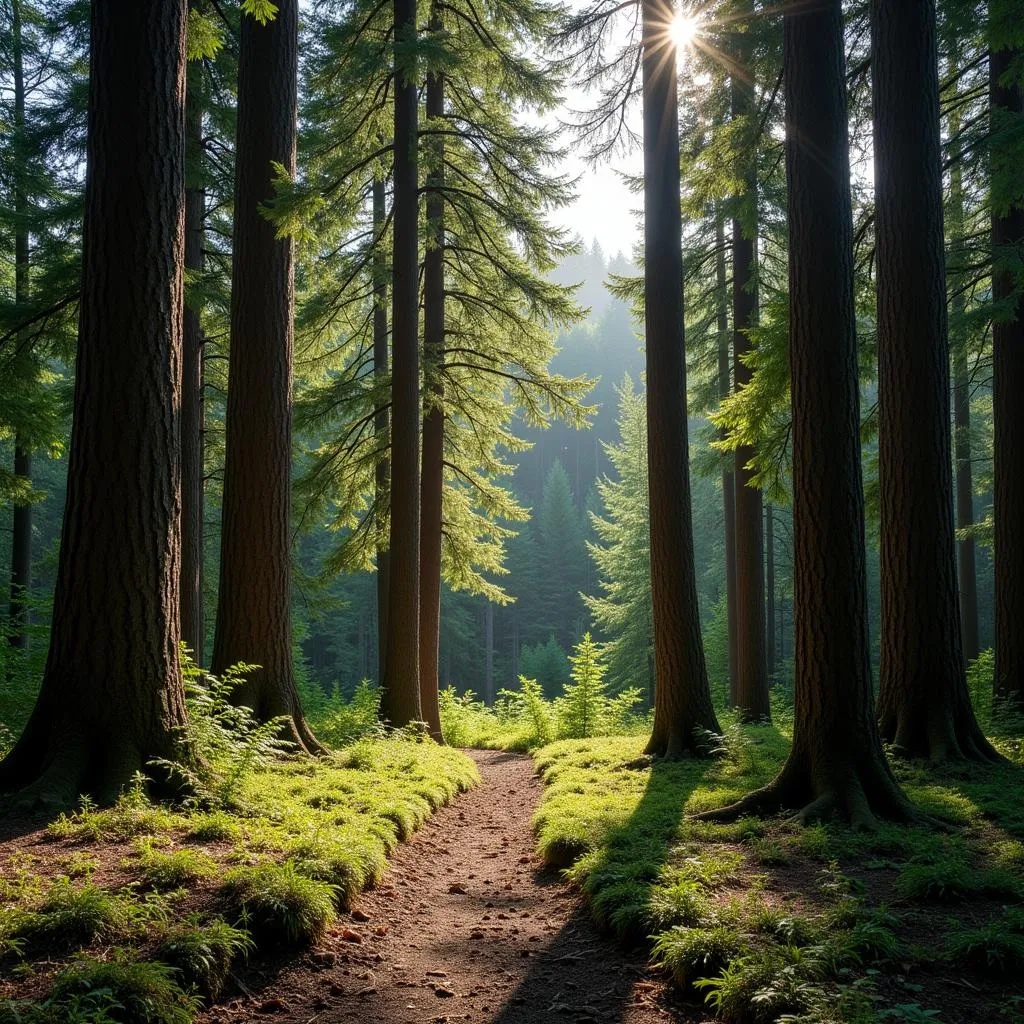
156, 918, 253, 999
652, 925, 744, 990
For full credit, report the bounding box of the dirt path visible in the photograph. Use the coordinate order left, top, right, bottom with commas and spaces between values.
205, 749, 674, 1024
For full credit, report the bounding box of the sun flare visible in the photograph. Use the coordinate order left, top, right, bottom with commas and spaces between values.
669, 12, 701, 50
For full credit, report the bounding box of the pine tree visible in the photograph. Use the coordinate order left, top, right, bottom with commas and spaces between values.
0, 0, 191, 805
212, 0, 323, 752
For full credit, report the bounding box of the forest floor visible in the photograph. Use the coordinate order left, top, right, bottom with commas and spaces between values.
203, 749, 674, 1024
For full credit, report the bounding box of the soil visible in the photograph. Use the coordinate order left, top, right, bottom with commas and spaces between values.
204, 750, 677, 1023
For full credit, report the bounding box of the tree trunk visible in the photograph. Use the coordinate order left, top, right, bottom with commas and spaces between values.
991, 35, 1024, 711
485, 601, 494, 704
8, 0, 31, 653
731, 31, 769, 723
946, 66, 980, 665
180, 31, 205, 665
766, 504, 775, 678
381, 0, 423, 727
212, 0, 321, 753
419, 12, 445, 739
372, 177, 390, 687
716, 209, 738, 703
0, 0, 191, 806
872, 0, 998, 762
700, 0, 919, 826
641, 0, 721, 758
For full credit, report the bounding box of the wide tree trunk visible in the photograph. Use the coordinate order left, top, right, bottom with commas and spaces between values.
715, 210, 738, 702
0, 0, 190, 806
180, 34, 205, 665
731, 30, 769, 723
212, 0, 321, 753
8, 0, 31, 653
372, 178, 390, 687
872, 0, 998, 762
419, 15, 445, 740
381, 0, 423, 727
641, 0, 721, 758
700, 0, 919, 826
991, 35, 1024, 711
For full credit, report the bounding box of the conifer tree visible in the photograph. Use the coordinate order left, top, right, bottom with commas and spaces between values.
212, 0, 323, 751
0, 0, 191, 804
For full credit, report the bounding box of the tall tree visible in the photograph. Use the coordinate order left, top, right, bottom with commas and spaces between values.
716, 208, 739, 701
702, 0, 919, 825
730, 12, 769, 723
372, 176, 390, 687
642, 0, 720, 757
380, 0, 423, 726
419, 2, 445, 739
872, 0, 998, 761
0, 0, 190, 804
180, 2, 206, 664
211, 0, 321, 752
990, 10, 1024, 711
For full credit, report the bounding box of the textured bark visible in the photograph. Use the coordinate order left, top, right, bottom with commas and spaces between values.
872, 0, 997, 762
766, 504, 775, 677
699, 0, 919, 825
212, 0, 321, 753
731, 33, 769, 723
381, 0, 423, 727
0, 0, 190, 806
715, 210, 738, 702
372, 178, 390, 686
419, 19, 445, 740
180, 35, 205, 665
8, 0, 31, 652
641, 0, 721, 758
991, 41, 1024, 711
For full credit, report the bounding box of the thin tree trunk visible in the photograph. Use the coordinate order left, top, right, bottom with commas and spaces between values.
991, 33, 1024, 711
372, 177, 390, 686
700, 0, 920, 825
419, 9, 445, 739
181, 26, 205, 665
0, 0, 191, 806
766, 504, 775, 678
8, 0, 31, 653
212, 0, 321, 753
872, 0, 998, 762
947, 65, 979, 664
731, 24, 769, 722
716, 208, 738, 703
485, 602, 494, 704
381, 0, 423, 726
641, 0, 720, 758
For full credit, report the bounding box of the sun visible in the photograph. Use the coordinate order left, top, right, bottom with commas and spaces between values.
669, 12, 701, 50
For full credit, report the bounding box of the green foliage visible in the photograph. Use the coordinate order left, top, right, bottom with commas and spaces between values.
943, 910, 1024, 976
48, 792, 183, 845
499, 677, 555, 746
305, 679, 383, 748
151, 648, 294, 809
132, 844, 216, 890
155, 918, 254, 999
14, 880, 137, 950
220, 861, 336, 947
557, 633, 607, 739
0, 957, 202, 1024
895, 859, 1020, 903
652, 925, 744, 989
518, 635, 570, 697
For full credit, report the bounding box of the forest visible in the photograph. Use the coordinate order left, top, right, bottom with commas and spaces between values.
1, 0, 1023, 1022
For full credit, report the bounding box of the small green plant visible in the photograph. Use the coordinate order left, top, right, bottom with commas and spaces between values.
944, 921, 1024, 977
652, 925, 744, 990
557, 634, 608, 739
221, 861, 336, 946
184, 811, 242, 844
134, 843, 216, 889
156, 917, 253, 999
18, 880, 133, 950
151, 647, 294, 809
43, 956, 200, 1024
498, 676, 554, 746
306, 679, 383, 748
48, 794, 182, 844
896, 859, 1019, 903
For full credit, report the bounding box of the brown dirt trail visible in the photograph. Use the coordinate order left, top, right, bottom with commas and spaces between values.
204, 750, 674, 1023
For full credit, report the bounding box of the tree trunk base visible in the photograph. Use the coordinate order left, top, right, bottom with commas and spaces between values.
880, 707, 1005, 765
645, 724, 721, 760
691, 756, 945, 831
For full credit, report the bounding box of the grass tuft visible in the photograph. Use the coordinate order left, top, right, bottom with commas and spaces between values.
156, 917, 253, 999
